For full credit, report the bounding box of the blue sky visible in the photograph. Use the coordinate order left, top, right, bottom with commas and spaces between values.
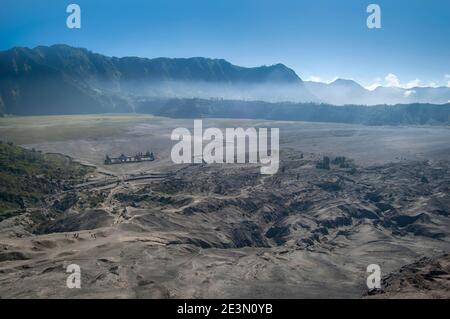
1, 0, 449, 89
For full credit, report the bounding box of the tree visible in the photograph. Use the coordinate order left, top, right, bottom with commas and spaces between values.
316, 156, 330, 170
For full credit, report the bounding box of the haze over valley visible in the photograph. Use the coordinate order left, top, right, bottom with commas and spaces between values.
1, 45, 450, 120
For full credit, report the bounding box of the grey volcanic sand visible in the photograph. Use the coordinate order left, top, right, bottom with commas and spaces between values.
0, 115, 449, 298
1, 115, 449, 174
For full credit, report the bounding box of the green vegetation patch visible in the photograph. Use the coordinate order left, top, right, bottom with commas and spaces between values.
0, 141, 92, 214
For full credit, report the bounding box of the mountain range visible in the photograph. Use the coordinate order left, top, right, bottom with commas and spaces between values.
0, 44, 449, 115
304, 79, 450, 105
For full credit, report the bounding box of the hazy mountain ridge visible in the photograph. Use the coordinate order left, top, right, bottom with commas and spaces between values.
136, 98, 450, 125
305, 79, 450, 105
304, 79, 370, 105
0, 44, 312, 115
1, 44, 450, 116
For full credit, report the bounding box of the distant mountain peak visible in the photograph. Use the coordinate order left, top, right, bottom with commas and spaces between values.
330, 78, 363, 88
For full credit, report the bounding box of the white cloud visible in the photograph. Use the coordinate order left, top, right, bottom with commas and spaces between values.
306, 75, 322, 82
444, 75, 450, 87
365, 83, 381, 91
381, 74, 423, 89
305, 75, 340, 84
405, 79, 421, 89
327, 76, 339, 84
404, 90, 416, 97
364, 77, 382, 91
307, 73, 447, 89
384, 73, 421, 88
385, 73, 400, 87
